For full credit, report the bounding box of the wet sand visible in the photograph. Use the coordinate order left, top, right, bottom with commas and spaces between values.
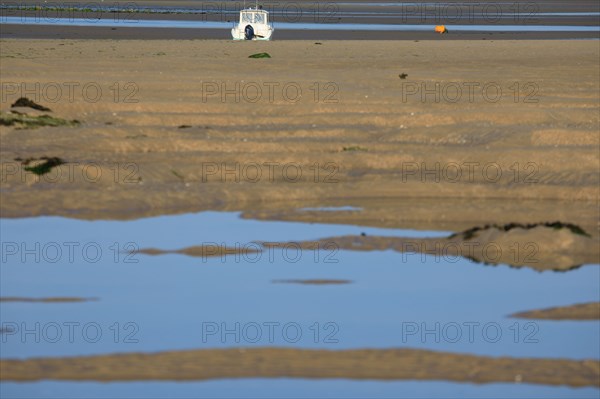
272, 279, 353, 284
1, 40, 598, 237
511, 302, 600, 320
259, 224, 599, 271
8, 24, 599, 40
0, 297, 97, 302
1, 347, 598, 386
139, 245, 261, 257
141, 224, 597, 271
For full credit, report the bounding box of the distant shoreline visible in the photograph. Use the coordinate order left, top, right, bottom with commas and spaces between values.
2, 0, 598, 40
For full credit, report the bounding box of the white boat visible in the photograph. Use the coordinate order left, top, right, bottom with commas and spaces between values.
231, 5, 274, 40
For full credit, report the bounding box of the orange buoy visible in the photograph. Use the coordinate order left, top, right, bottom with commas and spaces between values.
435, 25, 448, 34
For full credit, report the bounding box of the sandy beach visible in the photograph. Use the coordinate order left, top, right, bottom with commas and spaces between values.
0, 37, 599, 395
1, 40, 598, 228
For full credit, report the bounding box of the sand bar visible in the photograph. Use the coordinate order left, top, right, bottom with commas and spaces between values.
1, 347, 599, 386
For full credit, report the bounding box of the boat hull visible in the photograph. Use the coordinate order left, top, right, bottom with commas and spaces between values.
231, 26, 274, 40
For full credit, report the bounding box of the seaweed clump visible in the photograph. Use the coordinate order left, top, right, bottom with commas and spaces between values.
449, 221, 591, 240
0, 113, 80, 129
11, 97, 52, 111
16, 156, 65, 176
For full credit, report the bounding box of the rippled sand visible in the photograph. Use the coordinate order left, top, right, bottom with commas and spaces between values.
1, 40, 598, 237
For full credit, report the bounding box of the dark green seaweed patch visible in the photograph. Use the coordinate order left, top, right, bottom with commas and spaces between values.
0, 113, 80, 129
11, 97, 52, 111
449, 221, 591, 239
342, 146, 368, 152
21, 157, 65, 176
249, 53, 271, 59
